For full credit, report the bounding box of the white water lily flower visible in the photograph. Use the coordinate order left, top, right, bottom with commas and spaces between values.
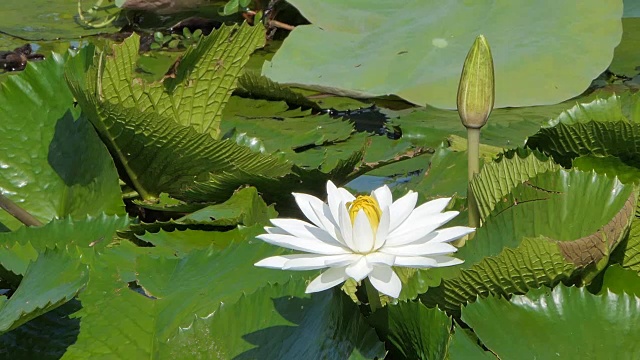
254, 181, 474, 298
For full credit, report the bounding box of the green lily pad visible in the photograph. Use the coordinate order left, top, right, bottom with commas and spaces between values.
462, 285, 640, 359
419, 169, 636, 312
610, 18, 640, 77
163, 280, 385, 359
263, 0, 623, 108
368, 300, 451, 360
0, 1, 119, 40
0, 53, 124, 229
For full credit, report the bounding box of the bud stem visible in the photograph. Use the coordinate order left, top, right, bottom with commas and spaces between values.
467, 128, 481, 230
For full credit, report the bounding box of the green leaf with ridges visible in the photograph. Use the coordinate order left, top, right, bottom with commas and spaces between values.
526, 94, 640, 167
62, 238, 306, 358
368, 300, 450, 360
0, 50, 124, 230
181, 143, 368, 204
64, 89, 291, 200
98, 23, 266, 138
622, 218, 640, 272
546, 93, 626, 125
66, 24, 291, 201
0, 214, 129, 276
462, 285, 640, 359
184, 134, 430, 205
162, 279, 385, 359
236, 71, 320, 110
528, 120, 640, 168
124, 187, 275, 237
471, 149, 562, 221
421, 170, 635, 313
422, 237, 576, 314
136, 227, 246, 257
0, 248, 88, 334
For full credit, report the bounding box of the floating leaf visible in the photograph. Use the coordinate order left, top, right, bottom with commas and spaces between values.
610, 18, 640, 77
0, 51, 124, 230
462, 285, 640, 359
0, 1, 119, 40
421, 169, 635, 312
103, 24, 263, 137
470, 149, 561, 221
368, 300, 450, 360
62, 238, 306, 358
448, 328, 497, 360
236, 71, 320, 110
526, 93, 640, 167
0, 248, 87, 334
263, 0, 623, 108
125, 187, 276, 236
163, 279, 385, 359
622, 218, 640, 272
0, 214, 129, 276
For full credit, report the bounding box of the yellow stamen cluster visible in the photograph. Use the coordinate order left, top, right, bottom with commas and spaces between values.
347, 195, 382, 232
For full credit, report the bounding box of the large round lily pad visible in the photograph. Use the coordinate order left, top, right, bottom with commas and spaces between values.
263, 0, 623, 109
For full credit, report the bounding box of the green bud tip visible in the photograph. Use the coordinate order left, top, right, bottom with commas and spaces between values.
457, 35, 495, 129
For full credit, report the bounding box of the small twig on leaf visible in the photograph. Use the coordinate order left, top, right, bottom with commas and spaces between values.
267, 20, 295, 31
0, 194, 43, 227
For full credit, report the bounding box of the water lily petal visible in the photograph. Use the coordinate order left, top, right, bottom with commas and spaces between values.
352, 210, 375, 253
270, 218, 344, 247
282, 254, 360, 270
306, 266, 349, 293
293, 193, 328, 229
338, 201, 355, 250
345, 256, 373, 281
368, 266, 401, 298
264, 226, 287, 235
365, 252, 396, 266
392, 226, 474, 249
327, 181, 343, 225
254, 255, 290, 268
415, 197, 452, 216
386, 211, 459, 247
381, 241, 458, 256
422, 226, 475, 244
255, 254, 354, 269
257, 233, 350, 255
372, 184, 393, 210
393, 255, 464, 268
388, 191, 418, 231
309, 202, 343, 242
327, 181, 355, 224
374, 206, 390, 250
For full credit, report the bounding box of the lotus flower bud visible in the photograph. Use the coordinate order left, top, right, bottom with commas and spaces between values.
457, 35, 495, 129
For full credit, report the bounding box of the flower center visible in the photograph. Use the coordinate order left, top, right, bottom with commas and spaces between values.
347, 195, 382, 232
